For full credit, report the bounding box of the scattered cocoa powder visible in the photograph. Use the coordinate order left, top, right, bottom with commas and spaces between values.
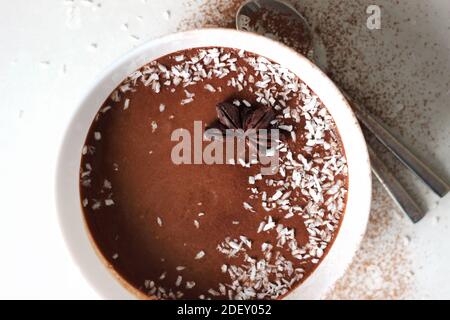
327, 180, 415, 300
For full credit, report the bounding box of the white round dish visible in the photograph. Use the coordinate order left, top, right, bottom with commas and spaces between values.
56, 28, 371, 300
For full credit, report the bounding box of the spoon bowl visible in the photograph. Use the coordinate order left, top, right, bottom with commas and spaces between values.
236, 0, 328, 70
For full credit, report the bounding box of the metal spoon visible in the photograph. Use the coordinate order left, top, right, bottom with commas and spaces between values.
235, 0, 448, 221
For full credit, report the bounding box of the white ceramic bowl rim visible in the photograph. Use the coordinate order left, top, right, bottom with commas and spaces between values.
56, 28, 372, 299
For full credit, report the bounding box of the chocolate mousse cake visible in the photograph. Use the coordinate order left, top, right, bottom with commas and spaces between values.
79, 47, 348, 300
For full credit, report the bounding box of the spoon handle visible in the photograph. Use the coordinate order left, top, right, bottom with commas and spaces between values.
343, 92, 450, 198
368, 147, 426, 223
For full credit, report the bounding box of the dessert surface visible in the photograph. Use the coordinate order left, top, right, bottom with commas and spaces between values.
80, 47, 348, 300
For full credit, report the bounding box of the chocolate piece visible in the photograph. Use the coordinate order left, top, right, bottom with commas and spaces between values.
243, 105, 275, 131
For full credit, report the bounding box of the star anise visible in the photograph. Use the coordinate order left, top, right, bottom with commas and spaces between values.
205, 101, 283, 150
208, 101, 275, 132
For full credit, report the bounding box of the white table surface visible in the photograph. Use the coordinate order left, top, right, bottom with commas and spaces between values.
0, 0, 449, 299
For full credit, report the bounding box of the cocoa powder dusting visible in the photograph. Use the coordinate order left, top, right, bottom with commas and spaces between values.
327, 181, 415, 299
179, 0, 244, 29
176, 0, 444, 299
